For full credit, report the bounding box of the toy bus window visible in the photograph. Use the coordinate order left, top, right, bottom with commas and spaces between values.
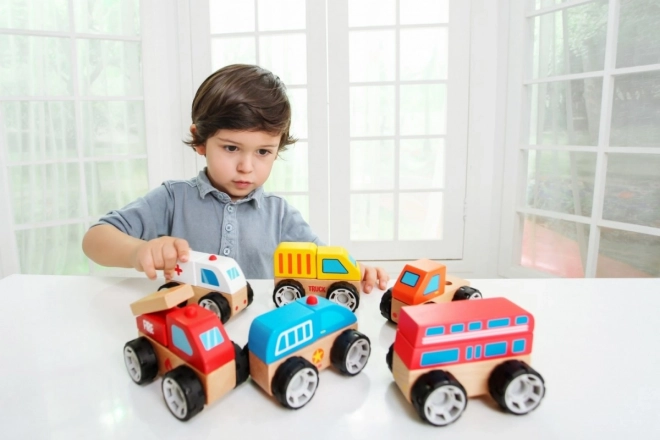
487, 318, 510, 328
322, 259, 348, 274
426, 326, 444, 336
515, 315, 529, 325
450, 323, 465, 333
420, 348, 460, 367
400, 271, 420, 287
468, 321, 482, 331
171, 325, 193, 356
484, 341, 507, 357
423, 275, 439, 295
475, 345, 482, 358
466, 346, 473, 360
512, 339, 526, 353
201, 269, 220, 287
199, 327, 224, 351
275, 320, 313, 356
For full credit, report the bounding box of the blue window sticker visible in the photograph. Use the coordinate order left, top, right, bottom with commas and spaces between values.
322, 259, 348, 274
226, 267, 240, 280
468, 321, 482, 331
400, 271, 420, 287
423, 275, 440, 295
466, 346, 473, 360
450, 323, 465, 333
201, 269, 220, 287
420, 349, 459, 367
485, 341, 507, 357
512, 339, 526, 353
349, 255, 357, 267
171, 325, 193, 356
475, 345, 482, 358
515, 315, 529, 325
488, 318, 511, 328
199, 327, 224, 351
426, 326, 445, 336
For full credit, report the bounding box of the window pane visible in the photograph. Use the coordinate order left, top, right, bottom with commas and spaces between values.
16, 224, 89, 275
10, 163, 82, 224
525, 150, 596, 216
399, 192, 443, 240
0, 0, 69, 31
209, 0, 255, 33
616, 0, 660, 68
258, 0, 305, 31
259, 33, 307, 85
610, 72, 660, 147
74, 0, 140, 36
85, 160, 149, 217
400, 138, 444, 190
211, 37, 256, 70
528, 79, 603, 146
531, 0, 608, 78
264, 142, 308, 192
350, 86, 395, 136
400, 28, 448, 81
350, 140, 395, 190
532, 0, 571, 10
603, 154, 660, 229
400, 84, 446, 136
2, 101, 76, 162
400, 0, 448, 25
82, 101, 146, 157
597, 228, 660, 277
0, 35, 71, 96
348, 0, 395, 27
349, 30, 395, 82
288, 88, 308, 140
350, 194, 394, 240
521, 214, 589, 277
77, 40, 142, 96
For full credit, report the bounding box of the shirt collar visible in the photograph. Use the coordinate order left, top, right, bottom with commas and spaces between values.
195, 168, 263, 208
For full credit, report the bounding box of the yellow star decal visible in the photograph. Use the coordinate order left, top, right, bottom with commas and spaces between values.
312, 348, 324, 364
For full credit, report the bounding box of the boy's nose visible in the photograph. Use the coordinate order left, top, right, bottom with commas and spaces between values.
237, 155, 253, 172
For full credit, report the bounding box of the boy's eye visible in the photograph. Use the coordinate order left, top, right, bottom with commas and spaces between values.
224, 145, 238, 152
257, 149, 273, 156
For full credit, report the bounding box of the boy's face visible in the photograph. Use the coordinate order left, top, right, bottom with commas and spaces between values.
194, 128, 280, 201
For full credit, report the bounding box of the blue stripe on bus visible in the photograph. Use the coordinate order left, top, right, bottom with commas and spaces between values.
466, 346, 473, 360
426, 326, 445, 336
488, 318, 510, 328
420, 349, 459, 367
450, 323, 465, 333
515, 315, 529, 325
485, 341, 507, 357
468, 321, 482, 331
512, 339, 526, 353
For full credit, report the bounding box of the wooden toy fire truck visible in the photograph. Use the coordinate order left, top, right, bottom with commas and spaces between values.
380, 259, 482, 323
387, 297, 545, 426
158, 250, 253, 323
123, 284, 249, 421
272, 242, 362, 311
248, 296, 371, 409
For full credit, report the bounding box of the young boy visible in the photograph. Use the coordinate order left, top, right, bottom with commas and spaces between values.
82, 64, 389, 293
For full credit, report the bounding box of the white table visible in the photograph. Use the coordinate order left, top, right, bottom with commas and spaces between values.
1, 275, 659, 439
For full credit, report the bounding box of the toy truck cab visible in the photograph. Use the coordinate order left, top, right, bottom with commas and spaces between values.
159, 251, 253, 323
123, 285, 249, 421
248, 296, 371, 409
388, 297, 545, 426
380, 259, 482, 323
272, 242, 363, 311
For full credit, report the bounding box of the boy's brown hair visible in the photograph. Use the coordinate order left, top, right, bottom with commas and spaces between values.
184, 64, 296, 152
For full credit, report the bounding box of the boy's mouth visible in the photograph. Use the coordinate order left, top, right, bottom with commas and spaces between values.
233, 180, 252, 189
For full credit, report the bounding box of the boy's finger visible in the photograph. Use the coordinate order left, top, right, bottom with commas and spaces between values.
141, 257, 157, 280
363, 268, 376, 293
377, 268, 390, 289
162, 244, 178, 272
174, 238, 190, 262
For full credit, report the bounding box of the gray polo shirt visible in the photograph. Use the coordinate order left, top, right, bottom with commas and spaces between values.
93, 169, 321, 279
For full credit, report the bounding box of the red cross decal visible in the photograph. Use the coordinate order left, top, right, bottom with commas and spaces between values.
174, 264, 182, 276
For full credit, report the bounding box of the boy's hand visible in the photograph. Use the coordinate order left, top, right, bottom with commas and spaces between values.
360, 264, 390, 293
132, 237, 190, 281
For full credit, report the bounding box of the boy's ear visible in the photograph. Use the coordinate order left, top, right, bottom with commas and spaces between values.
190, 124, 206, 155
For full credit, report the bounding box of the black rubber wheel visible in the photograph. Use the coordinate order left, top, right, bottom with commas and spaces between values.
326, 281, 360, 312
411, 370, 468, 427
379, 288, 394, 322
272, 279, 305, 307
198, 292, 231, 324
123, 337, 158, 385
233, 342, 250, 387
246, 281, 254, 306
386, 343, 394, 372
488, 360, 545, 415
271, 357, 319, 409
161, 365, 205, 421
330, 329, 371, 375
158, 281, 187, 307
453, 286, 483, 301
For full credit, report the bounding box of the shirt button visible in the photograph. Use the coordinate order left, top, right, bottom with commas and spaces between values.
223, 248, 230, 256
227, 205, 234, 213
225, 224, 233, 232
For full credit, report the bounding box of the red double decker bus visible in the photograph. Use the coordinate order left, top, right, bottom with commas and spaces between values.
388, 297, 545, 426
